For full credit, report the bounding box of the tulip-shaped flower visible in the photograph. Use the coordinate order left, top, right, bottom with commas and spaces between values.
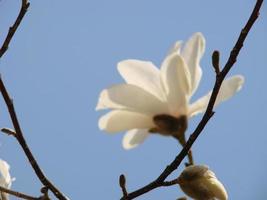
178, 165, 228, 200
96, 32, 244, 149
0, 159, 14, 200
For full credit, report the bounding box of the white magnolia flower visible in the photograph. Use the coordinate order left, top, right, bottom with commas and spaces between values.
96, 32, 244, 150
178, 165, 228, 200
0, 159, 14, 200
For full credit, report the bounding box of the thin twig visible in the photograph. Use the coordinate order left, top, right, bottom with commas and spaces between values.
1, 127, 16, 136
212, 50, 220, 75
162, 179, 178, 187
119, 174, 128, 197
0, 0, 68, 199
178, 133, 194, 166
0, 186, 39, 200
120, 0, 264, 199
0, 77, 69, 200
0, 0, 30, 58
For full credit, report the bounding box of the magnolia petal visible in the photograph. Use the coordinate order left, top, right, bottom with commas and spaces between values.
168, 40, 183, 55
117, 59, 165, 100
188, 93, 210, 117
99, 110, 154, 133
204, 171, 228, 200
0, 160, 11, 187
122, 129, 149, 150
181, 32, 205, 96
189, 75, 244, 117
161, 53, 191, 116
96, 84, 168, 115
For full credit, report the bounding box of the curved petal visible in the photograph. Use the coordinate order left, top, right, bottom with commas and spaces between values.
188, 93, 210, 117
181, 32, 205, 96
117, 59, 166, 100
99, 110, 154, 133
207, 177, 228, 200
204, 170, 228, 200
0, 160, 11, 186
188, 75, 244, 117
96, 84, 168, 115
122, 129, 149, 150
160, 53, 191, 116
168, 40, 183, 55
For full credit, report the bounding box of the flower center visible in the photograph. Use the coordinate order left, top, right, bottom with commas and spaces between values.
149, 114, 188, 139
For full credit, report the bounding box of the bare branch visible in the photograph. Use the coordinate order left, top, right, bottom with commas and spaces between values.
119, 174, 128, 197
162, 179, 178, 187
0, 77, 69, 200
0, 186, 39, 200
120, 0, 264, 199
212, 50, 220, 75
0, 0, 30, 58
1, 127, 16, 136
0, 0, 69, 199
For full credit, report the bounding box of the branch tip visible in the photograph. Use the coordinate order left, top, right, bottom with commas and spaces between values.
119, 174, 126, 188
1, 128, 16, 136
212, 50, 220, 75
119, 174, 128, 197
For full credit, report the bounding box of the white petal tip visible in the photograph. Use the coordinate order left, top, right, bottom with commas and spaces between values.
95, 104, 103, 111
95, 102, 108, 111
122, 134, 140, 150
117, 59, 135, 71
122, 129, 149, 150
98, 115, 107, 131
194, 32, 204, 37
122, 143, 138, 150
96, 89, 110, 111
169, 40, 183, 55
117, 60, 126, 70
98, 116, 116, 133
234, 75, 245, 91
191, 32, 205, 42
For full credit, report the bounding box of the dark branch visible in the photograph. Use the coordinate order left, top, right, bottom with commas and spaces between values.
162, 179, 178, 187
1, 127, 16, 136
120, 0, 264, 199
119, 174, 128, 197
0, 77, 69, 200
212, 50, 220, 75
0, 186, 39, 200
0, 0, 68, 199
0, 0, 30, 58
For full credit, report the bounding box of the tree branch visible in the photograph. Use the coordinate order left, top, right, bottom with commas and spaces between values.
0, 1, 69, 199
0, 76, 69, 200
0, 0, 30, 58
0, 186, 39, 200
120, 0, 264, 199
119, 174, 128, 197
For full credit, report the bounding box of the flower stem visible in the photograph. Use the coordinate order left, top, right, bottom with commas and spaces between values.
175, 133, 194, 166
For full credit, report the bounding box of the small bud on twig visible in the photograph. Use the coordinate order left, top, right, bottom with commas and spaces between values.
119, 174, 126, 188
212, 50, 221, 75
40, 187, 50, 200
119, 174, 128, 197
1, 128, 16, 136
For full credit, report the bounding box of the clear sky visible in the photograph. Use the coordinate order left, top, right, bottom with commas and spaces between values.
0, 0, 266, 199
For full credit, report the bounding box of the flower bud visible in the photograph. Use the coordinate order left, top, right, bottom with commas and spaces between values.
178, 165, 228, 200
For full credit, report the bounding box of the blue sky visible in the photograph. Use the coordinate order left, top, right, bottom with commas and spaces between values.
0, 0, 266, 199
